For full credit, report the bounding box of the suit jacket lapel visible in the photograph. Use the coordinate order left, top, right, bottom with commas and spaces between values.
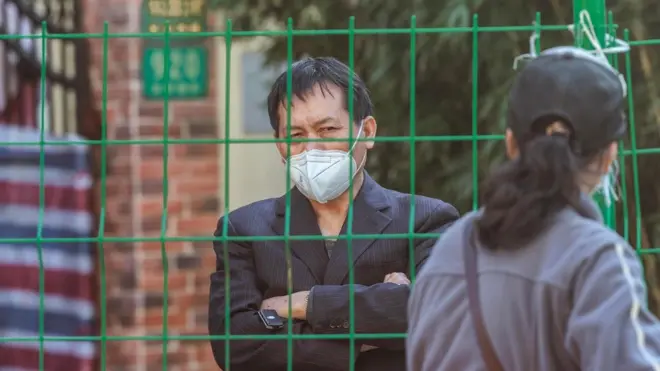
323, 175, 392, 285
272, 188, 329, 283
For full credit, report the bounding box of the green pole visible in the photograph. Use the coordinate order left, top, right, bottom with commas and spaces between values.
573, 0, 607, 47
573, 0, 616, 229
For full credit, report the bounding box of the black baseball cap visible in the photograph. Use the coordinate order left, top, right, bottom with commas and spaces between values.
508, 46, 627, 156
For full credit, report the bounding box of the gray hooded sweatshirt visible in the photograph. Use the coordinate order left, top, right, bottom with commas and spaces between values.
407, 196, 660, 371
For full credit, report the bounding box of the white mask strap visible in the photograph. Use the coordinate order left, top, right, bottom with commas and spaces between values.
597, 160, 620, 206
349, 121, 365, 153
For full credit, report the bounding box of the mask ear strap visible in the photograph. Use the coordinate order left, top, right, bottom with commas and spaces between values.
349, 121, 369, 173
349, 121, 366, 152
353, 124, 368, 172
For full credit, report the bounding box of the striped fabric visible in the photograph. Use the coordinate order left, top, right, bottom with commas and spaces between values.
0, 124, 95, 371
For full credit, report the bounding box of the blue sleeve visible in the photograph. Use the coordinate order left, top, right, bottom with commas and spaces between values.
565, 242, 660, 370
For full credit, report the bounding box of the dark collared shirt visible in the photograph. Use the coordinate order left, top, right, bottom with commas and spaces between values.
324, 240, 335, 257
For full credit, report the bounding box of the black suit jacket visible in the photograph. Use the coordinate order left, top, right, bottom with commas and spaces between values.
208, 174, 459, 371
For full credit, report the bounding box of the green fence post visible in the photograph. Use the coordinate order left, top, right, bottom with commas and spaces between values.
573, 0, 607, 47
573, 0, 616, 229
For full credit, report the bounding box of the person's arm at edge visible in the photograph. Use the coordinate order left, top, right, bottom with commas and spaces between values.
565, 241, 660, 371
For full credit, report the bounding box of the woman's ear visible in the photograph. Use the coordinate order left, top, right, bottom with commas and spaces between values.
505, 129, 519, 160
600, 141, 619, 173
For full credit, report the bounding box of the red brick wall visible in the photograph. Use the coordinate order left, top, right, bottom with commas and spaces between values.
84, 0, 220, 369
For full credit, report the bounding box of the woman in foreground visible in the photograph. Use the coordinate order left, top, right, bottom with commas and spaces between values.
407, 46, 660, 371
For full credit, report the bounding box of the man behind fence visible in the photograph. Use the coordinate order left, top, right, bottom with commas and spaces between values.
208, 57, 459, 371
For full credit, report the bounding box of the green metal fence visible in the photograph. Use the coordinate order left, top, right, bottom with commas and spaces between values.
0, 5, 660, 371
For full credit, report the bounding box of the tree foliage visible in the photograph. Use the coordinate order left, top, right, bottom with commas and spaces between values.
214, 0, 660, 309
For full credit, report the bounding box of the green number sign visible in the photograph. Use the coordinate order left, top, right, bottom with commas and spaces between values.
142, 47, 208, 99
140, 0, 209, 99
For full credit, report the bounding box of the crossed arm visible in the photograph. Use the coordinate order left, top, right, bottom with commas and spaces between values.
208, 205, 459, 370
260, 271, 411, 353
208, 217, 359, 370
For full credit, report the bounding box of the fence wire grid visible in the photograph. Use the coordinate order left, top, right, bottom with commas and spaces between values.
0, 11, 659, 371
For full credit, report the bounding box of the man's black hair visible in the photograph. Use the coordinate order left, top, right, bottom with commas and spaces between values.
266, 57, 374, 134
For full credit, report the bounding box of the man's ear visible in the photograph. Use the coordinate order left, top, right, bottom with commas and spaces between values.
361, 116, 377, 150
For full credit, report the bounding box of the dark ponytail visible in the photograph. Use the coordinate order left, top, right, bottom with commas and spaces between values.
477, 129, 586, 250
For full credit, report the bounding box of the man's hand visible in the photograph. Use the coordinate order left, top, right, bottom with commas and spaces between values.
260, 291, 310, 320
383, 272, 410, 285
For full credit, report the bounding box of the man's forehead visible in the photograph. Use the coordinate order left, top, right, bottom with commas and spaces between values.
278, 104, 346, 127
280, 87, 341, 108
275, 84, 350, 130
278, 114, 346, 132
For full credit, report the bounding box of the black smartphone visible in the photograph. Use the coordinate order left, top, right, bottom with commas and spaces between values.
258, 309, 284, 330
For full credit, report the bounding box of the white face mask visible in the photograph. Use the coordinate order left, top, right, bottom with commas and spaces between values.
594, 160, 619, 206
284, 125, 366, 203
